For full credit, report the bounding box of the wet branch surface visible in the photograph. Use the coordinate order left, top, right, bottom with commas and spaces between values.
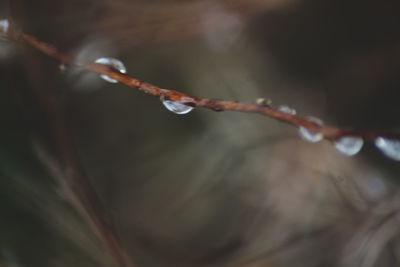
11, 30, 400, 141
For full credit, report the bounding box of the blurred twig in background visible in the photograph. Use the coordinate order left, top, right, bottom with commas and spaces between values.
14, 22, 135, 267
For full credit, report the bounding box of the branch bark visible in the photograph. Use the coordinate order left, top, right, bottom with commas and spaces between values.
12, 30, 400, 141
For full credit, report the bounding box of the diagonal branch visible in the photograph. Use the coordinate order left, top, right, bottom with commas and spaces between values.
10, 29, 400, 141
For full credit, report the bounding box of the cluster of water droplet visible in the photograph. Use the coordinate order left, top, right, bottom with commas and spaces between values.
271, 104, 400, 161
296, 115, 400, 160
260, 102, 366, 156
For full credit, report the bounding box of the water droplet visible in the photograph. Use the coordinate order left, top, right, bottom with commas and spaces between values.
374, 137, 400, 161
298, 117, 324, 143
162, 100, 194, 115
94, 57, 126, 83
256, 98, 272, 106
334, 137, 364, 156
0, 19, 9, 37
278, 105, 296, 115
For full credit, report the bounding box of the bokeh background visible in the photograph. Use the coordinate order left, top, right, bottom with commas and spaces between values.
0, 0, 400, 266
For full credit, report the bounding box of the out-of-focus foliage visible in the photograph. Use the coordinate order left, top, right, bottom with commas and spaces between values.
1, 0, 400, 266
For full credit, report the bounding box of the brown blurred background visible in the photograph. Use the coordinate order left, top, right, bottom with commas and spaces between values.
0, 0, 400, 266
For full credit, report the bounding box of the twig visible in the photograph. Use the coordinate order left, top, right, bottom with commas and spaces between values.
9, 28, 400, 141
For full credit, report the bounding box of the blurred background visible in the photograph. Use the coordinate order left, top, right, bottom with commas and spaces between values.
0, 0, 400, 266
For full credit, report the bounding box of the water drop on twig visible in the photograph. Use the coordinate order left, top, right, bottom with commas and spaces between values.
162, 100, 194, 115
299, 117, 324, 143
256, 98, 272, 106
94, 57, 126, 83
334, 137, 364, 156
374, 137, 400, 161
278, 105, 296, 115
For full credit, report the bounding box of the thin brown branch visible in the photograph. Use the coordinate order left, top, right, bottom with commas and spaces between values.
9, 27, 400, 142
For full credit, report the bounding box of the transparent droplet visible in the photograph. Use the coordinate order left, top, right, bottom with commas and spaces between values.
0, 19, 9, 36
256, 98, 272, 106
278, 105, 296, 115
334, 137, 364, 156
162, 100, 194, 115
374, 137, 400, 161
94, 57, 126, 83
299, 117, 324, 143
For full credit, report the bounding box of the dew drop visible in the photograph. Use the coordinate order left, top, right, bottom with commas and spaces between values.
162, 100, 194, 115
256, 98, 272, 106
334, 137, 364, 156
0, 19, 9, 36
298, 117, 324, 143
374, 137, 400, 161
278, 105, 296, 115
94, 57, 126, 83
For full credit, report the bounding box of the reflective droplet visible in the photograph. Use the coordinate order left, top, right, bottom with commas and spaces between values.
95, 57, 126, 83
299, 117, 324, 143
334, 137, 364, 156
0, 19, 9, 36
374, 137, 400, 161
256, 98, 272, 106
162, 100, 194, 115
278, 105, 296, 115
